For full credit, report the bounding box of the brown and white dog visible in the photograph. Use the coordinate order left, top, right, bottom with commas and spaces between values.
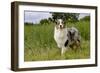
54, 19, 81, 55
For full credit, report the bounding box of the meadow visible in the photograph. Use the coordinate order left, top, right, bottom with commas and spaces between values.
24, 20, 90, 61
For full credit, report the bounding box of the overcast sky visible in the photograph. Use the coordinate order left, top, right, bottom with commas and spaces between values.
24, 11, 90, 24
24, 11, 52, 23
79, 13, 90, 19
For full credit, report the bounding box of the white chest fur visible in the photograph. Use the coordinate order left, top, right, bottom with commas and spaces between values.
54, 27, 68, 46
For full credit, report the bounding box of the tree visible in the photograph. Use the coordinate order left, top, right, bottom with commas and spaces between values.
24, 22, 34, 25
48, 17, 53, 22
51, 12, 80, 22
40, 19, 50, 25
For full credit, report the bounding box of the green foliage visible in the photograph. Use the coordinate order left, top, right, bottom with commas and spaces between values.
24, 20, 90, 61
80, 16, 90, 21
25, 22, 34, 25
48, 17, 53, 22
40, 19, 50, 25
52, 12, 79, 22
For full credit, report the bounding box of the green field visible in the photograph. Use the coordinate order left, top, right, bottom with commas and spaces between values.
24, 21, 90, 61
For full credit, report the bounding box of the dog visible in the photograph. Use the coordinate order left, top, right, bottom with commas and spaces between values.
54, 19, 69, 55
54, 19, 81, 55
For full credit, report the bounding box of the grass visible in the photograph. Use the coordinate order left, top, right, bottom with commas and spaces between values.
24, 21, 90, 61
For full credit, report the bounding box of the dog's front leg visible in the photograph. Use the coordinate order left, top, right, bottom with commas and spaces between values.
61, 47, 67, 55
61, 46, 68, 55
57, 44, 62, 48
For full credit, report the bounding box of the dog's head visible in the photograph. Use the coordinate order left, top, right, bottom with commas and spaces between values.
55, 19, 65, 29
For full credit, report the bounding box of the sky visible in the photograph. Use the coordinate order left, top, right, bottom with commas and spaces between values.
78, 13, 90, 19
24, 11, 90, 24
24, 11, 52, 24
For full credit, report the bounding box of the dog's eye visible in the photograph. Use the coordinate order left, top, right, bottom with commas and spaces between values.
56, 22, 60, 25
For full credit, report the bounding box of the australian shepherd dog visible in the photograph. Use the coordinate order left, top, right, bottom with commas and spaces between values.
54, 19, 81, 55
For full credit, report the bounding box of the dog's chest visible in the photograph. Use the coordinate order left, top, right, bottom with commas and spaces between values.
54, 29, 67, 43
55, 31, 66, 38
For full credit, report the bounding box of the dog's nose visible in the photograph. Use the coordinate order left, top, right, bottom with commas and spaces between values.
60, 25, 62, 28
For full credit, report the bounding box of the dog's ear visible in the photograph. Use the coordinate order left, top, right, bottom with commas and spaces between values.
62, 20, 66, 25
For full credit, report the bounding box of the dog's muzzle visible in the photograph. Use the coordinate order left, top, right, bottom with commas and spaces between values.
59, 25, 63, 29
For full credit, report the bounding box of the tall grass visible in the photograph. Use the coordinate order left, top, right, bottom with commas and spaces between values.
24, 21, 90, 61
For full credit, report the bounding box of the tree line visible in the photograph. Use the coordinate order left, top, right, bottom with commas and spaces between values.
25, 12, 90, 25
